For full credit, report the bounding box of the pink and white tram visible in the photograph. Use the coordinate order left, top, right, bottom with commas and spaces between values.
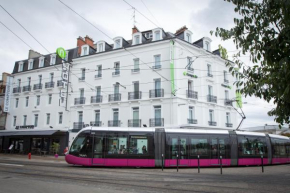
65, 127, 290, 167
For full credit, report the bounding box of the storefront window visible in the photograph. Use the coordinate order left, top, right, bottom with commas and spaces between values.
32, 138, 42, 149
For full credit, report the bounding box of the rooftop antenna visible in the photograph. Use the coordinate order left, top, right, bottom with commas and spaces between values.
130, 7, 138, 27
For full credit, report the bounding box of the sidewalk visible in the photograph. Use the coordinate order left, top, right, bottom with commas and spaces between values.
0, 153, 66, 164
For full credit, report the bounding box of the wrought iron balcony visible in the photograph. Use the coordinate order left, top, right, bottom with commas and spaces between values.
224, 79, 229, 83
226, 123, 233, 127
188, 119, 198, 124
79, 77, 85, 81
207, 73, 213, 77
95, 73, 102, 78
208, 121, 217, 126
22, 85, 31, 92
186, 90, 198, 99
45, 81, 54, 88
33, 83, 42, 90
131, 68, 140, 73
90, 121, 102, 127
128, 119, 141, 127
112, 71, 120, 76
91, 96, 102, 103
152, 65, 161, 69
128, 91, 142, 100
108, 120, 121, 127
108, 93, 121, 102
57, 80, 64, 87
149, 118, 164, 127
224, 99, 233, 106
13, 87, 21, 93
207, 95, 217, 103
149, 89, 164, 98
72, 122, 84, 132
74, 97, 86, 105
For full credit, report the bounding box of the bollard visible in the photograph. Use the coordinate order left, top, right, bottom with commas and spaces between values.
220, 156, 222, 175
198, 155, 200, 173
162, 154, 164, 171
261, 155, 264, 173
28, 152, 31, 160
176, 154, 179, 172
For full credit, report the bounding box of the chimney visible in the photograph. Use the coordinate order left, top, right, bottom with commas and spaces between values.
132, 26, 139, 34
28, 50, 42, 59
84, 35, 94, 47
77, 36, 86, 55
175, 25, 188, 35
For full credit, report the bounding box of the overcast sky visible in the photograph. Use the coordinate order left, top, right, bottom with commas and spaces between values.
0, 0, 281, 128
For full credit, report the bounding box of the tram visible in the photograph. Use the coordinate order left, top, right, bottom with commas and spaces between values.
65, 127, 290, 167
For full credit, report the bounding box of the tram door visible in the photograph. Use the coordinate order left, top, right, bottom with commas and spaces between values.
210, 137, 226, 165
91, 134, 105, 165
170, 136, 188, 166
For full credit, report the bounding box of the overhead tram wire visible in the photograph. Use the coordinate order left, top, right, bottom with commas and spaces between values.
140, 0, 161, 27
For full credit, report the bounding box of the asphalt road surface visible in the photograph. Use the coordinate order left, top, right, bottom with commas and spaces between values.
0, 156, 289, 193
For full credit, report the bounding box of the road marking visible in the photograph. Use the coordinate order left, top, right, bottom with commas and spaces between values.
0, 163, 24, 167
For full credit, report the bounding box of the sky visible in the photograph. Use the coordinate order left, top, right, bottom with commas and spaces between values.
0, 0, 281, 128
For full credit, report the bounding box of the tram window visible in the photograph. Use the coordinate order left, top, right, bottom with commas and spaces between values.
190, 138, 209, 156
94, 136, 103, 154
211, 139, 226, 158
238, 136, 267, 157
70, 136, 86, 154
129, 136, 148, 154
107, 136, 127, 154
272, 139, 287, 157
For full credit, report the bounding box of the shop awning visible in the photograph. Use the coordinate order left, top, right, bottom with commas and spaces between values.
0, 130, 66, 136
0, 132, 17, 136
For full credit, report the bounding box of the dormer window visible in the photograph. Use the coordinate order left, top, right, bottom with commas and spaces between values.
98, 44, 103, 52
81, 45, 89, 56
135, 35, 140, 44
132, 32, 142, 45
50, 54, 56, 65
205, 41, 210, 51
96, 41, 105, 53
115, 39, 121, 49
202, 37, 212, 51
183, 29, 193, 43
39, 57, 44, 67
155, 31, 160, 40
18, 62, 24, 72
28, 59, 34, 70
152, 28, 163, 41
186, 33, 191, 42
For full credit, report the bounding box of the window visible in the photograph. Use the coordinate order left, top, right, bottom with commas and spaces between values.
80, 69, 85, 80
224, 71, 228, 82
135, 35, 140, 44
205, 41, 210, 51
78, 111, 83, 123
114, 62, 120, 75
189, 106, 194, 119
97, 65, 102, 77
129, 135, 148, 154
188, 80, 193, 91
114, 84, 119, 94
59, 112, 63, 124
15, 98, 19, 108
23, 115, 27, 126
39, 57, 44, 67
50, 73, 54, 82
113, 109, 119, 121
83, 47, 88, 55
272, 139, 288, 158
208, 85, 213, 95
48, 94, 52, 104
95, 86, 101, 96
187, 57, 193, 71
50, 55, 56, 65
107, 135, 127, 154
95, 110, 100, 122
154, 55, 161, 68
17, 79, 21, 87
209, 110, 214, 122
226, 112, 230, 123
46, 113, 50, 125
207, 64, 212, 76
25, 97, 29, 107
225, 90, 229, 100
34, 114, 38, 127
145, 32, 152, 38
13, 116, 17, 126
132, 107, 139, 126
36, 95, 40, 106
80, 88, 84, 98
133, 59, 139, 70
18, 62, 24, 72
38, 75, 42, 84
98, 43, 103, 52
238, 136, 268, 157
27, 77, 31, 86
28, 60, 33, 70
115, 39, 121, 49
154, 106, 161, 121
190, 137, 209, 156
186, 33, 191, 42
155, 31, 160, 41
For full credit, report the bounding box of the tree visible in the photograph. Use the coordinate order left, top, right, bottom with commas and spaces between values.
211, 0, 290, 127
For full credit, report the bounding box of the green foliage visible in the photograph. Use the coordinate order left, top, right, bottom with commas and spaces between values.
51, 142, 60, 154
218, 44, 228, 59
212, 0, 290, 126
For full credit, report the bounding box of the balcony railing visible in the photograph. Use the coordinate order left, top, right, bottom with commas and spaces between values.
72, 122, 84, 132
91, 96, 102, 103
45, 82, 54, 88
112, 71, 120, 76
74, 97, 86, 105
149, 89, 164, 98
90, 121, 102, 127
79, 77, 85, 81
22, 85, 31, 92
131, 68, 140, 73
186, 90, 198, 99
128, 119, 141, 127
224, 99, 233, 106
33, 83, 42, 90
208, 121, 217, 126
207, 95, 217, 103
95, 74, 102, 78
108, 120, 121, 127
149, 118, 164, 127
208, 73, 213, 77
188, 119, 198, 124
226, 123, 233, 127
57, 80, 64, 87
152, 65, 161, 69
224, 79, 229, 83
109, 93, 121, 102
128, 91, 142, 100
13, 87, 21, 93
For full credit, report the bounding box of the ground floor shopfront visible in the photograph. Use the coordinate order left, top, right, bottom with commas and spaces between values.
0, 130, 69, 155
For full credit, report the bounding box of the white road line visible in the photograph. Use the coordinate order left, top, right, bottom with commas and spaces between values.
0, 163, 24, 167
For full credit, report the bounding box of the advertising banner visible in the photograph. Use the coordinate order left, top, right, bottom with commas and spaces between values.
3, 76, 13, 112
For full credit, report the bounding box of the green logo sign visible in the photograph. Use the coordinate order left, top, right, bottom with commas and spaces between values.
56, 47, 66, 59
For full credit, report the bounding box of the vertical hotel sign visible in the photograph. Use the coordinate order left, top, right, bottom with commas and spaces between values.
4, 76, 13, 112
170, 40, 175, 94
56, 47, 68, 101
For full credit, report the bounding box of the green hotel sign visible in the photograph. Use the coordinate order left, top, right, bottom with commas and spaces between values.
56, 47, 66, 59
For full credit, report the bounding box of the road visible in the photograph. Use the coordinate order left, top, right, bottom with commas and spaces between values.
0, 156, 289, 193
